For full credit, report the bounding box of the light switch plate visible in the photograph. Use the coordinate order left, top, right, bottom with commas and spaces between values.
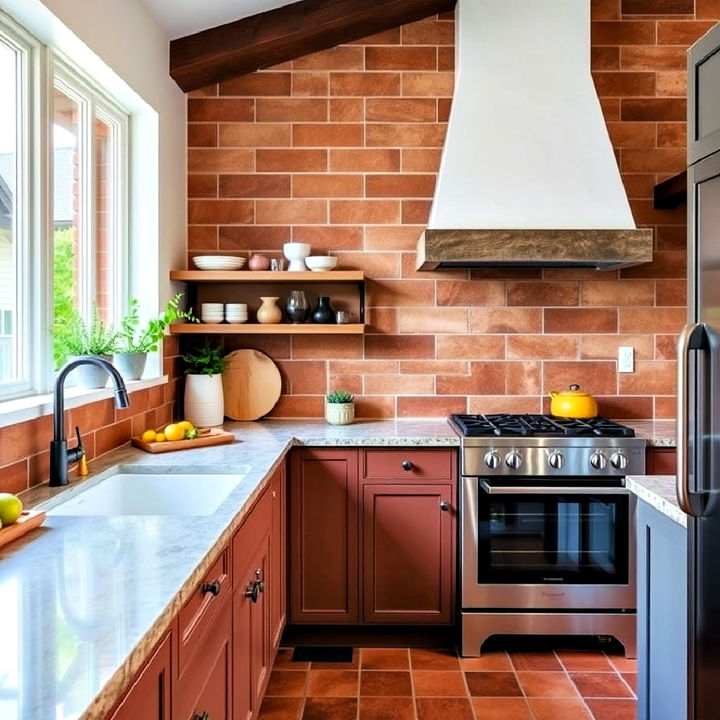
618, 346, 634, 373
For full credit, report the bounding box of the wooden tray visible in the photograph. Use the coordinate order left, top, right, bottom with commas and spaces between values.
131, 427, 235, 453
0, 510, 46, 550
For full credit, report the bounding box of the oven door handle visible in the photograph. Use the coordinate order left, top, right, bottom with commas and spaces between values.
479, 480, 627, 495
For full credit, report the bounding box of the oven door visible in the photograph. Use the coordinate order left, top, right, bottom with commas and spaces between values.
462, 477, 636, 610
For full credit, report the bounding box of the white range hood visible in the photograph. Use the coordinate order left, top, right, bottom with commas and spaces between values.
417, 0, 653, 270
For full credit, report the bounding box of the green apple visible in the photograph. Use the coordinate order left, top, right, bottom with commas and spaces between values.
0, 493, 23, 526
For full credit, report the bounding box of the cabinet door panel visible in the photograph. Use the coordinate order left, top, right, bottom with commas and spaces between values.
290, 449, 359, 623
362, 483, 454, 624
108, 634, 171, 720
645, 448, 677, 475
270, 466, 286, 651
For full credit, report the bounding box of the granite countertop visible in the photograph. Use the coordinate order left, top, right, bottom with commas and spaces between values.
626, 475, 686, 527
624, 420, 676, 447
0, 419, 458, 720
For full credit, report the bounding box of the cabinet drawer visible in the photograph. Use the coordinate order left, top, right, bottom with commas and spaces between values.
177, 548, 230, 675
362, 449, 456, 481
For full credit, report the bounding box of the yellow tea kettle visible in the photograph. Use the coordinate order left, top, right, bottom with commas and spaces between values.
549, 384, 599, 419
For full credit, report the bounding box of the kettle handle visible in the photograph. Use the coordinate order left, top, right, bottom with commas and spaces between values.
549, 391, 557, 399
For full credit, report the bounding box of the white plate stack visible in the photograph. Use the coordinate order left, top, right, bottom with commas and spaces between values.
193, 255, 247, 271
225, 303, 248, 324
201, 303, 224, 324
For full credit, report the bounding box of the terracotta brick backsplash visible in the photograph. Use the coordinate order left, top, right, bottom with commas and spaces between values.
179, 5, 719, 420
0, 337, 182, 495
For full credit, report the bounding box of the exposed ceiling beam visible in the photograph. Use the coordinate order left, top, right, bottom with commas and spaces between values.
170, 0, 456, 92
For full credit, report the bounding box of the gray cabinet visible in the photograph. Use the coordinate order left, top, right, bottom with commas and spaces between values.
637, 499, 687, 720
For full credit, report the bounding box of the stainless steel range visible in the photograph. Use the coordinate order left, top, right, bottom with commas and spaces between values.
449, 413, 645, 658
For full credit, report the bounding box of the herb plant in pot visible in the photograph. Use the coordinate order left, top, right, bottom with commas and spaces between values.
325, 390, 355, 426
53, 309, 117, 388
182, 340, 227, 428
114, 294, 197, 381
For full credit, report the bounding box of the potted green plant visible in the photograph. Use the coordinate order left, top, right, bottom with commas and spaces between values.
325, 390, 355, 425
182, 340, 228, 427
53, 309, 117, 388
113, 294, 197, 381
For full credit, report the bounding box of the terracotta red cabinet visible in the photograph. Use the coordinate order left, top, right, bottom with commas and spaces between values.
362, 482, 455, 623
290, 448, 360, 623
269, 465, 286, 651
646, 448, 677, 475
108, 634, 172, 720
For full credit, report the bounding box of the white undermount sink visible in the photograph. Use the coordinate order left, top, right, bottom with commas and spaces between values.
48, 471, 249, 517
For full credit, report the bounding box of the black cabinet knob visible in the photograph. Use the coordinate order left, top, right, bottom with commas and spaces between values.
201, 580, 221, 596
439, 501, 451, 512
193, 713, 210, 720
401, 460, 413, 471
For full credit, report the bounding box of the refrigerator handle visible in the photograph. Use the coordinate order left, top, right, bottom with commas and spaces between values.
677, 322, 707, 516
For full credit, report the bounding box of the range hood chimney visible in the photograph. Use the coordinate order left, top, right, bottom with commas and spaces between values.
417, 0, 653, 271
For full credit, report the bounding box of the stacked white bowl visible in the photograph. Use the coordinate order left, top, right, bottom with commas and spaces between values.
225, 303, 248, 324
201, 303, 224, 324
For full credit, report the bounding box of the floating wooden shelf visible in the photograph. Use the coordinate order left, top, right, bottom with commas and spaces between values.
170, 323, 365, 335
170, 270, 364, 282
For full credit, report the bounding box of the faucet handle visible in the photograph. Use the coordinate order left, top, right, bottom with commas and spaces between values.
74, 426, 85, 455
67, 426, 86, 465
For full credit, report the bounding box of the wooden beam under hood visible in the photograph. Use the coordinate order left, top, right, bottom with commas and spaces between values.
416, 228, 654, 271
170, 0, 457, 92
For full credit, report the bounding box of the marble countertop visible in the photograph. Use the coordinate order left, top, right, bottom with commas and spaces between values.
0, 419, 457, 720
626, 474, 686, 527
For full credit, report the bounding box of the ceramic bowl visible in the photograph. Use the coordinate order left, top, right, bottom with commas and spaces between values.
283, 243, 311, 272
305, 256, 338, 272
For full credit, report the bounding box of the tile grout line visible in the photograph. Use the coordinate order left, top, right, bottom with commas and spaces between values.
552, 648, 596, 719
508, 652, 539, 720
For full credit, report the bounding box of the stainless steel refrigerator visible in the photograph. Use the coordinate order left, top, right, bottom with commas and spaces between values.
679, 20, 720, 720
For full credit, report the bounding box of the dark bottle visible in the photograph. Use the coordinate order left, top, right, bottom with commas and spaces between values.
312, 296, 336, 324
285, 290, 310, 323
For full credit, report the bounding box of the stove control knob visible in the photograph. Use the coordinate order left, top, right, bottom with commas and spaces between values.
484, 451, 500, 469
590, 452, 607, 470
505, 451, 522, 470
611, 452, 628, 470
548, 451, 565, 470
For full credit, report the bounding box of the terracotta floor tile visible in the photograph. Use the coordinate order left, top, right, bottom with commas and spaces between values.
471, 697, 533, 719
258, 696, 304, 720
584, 698, 636, 720
621, 673, 637, 694
557, 651, 613, 671
570, 672, 633, 698
273, 648, 310, 670
410, 648, 461, 670
416, 697, 474, 720
465, 671, 523, 697
310, 649, 359, 670
359, 697, 415, 720
460, 652, 512, 671
307, 670, 359, 697
412, 670, 468, 697
606, 655, 637, 673
361, 648, 410, 670
265, 670, 308, 697
510, 651, 563, 671
360, 670, 412, 697
517, 671, 580, 698
303, 697, 358, 720
527, 697, 592, 720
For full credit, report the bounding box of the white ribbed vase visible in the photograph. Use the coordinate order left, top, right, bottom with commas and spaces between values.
184, 373, 224, 428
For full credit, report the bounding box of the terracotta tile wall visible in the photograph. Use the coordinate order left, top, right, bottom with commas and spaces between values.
185, 2, 718, 420
0, 337, 182, 495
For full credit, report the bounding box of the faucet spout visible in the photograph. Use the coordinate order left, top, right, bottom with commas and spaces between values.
50, 356, 130, 487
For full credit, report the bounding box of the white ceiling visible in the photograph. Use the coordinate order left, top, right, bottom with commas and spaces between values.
141, 0, 295, 40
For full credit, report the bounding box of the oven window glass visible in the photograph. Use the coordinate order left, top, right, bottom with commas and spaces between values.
478, 491, 629, 584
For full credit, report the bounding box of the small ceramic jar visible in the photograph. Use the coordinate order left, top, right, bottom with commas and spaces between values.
249, 253, 270, 271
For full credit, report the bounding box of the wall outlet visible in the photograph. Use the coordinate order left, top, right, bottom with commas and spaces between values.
618, 346, 634, 373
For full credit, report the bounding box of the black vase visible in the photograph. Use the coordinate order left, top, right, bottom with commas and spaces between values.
312, 296, 336, 324
285, 290, 310, 323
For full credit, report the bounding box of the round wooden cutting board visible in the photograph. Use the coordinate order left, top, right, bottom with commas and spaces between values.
222, 349, 282, 421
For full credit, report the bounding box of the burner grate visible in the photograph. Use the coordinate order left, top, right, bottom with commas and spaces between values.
450, 414, 635, 438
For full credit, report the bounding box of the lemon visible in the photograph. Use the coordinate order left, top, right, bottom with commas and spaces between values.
141, 429, 157, 443
178, 420, 194, 432
155, 433, 166, 443
0, 493, 23, 526
164, 423, 186, 442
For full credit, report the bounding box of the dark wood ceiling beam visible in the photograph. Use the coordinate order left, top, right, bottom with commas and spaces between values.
170, 0, 456, 92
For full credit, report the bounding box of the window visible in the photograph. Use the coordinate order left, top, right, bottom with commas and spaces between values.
0, 11, 130, 400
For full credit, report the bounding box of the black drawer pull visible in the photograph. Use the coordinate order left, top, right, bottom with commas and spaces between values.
401, 460, 413, 471
201, 580, 221, 596
440, 501, 451, 512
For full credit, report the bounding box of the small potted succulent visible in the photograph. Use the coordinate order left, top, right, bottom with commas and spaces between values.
114, 293, 197, 381
325, 390, 355, 426
53, 308, 118, 388
182, 340, 228, 428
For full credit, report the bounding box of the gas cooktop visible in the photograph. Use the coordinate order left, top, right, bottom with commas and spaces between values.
449, 413, 636, 438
